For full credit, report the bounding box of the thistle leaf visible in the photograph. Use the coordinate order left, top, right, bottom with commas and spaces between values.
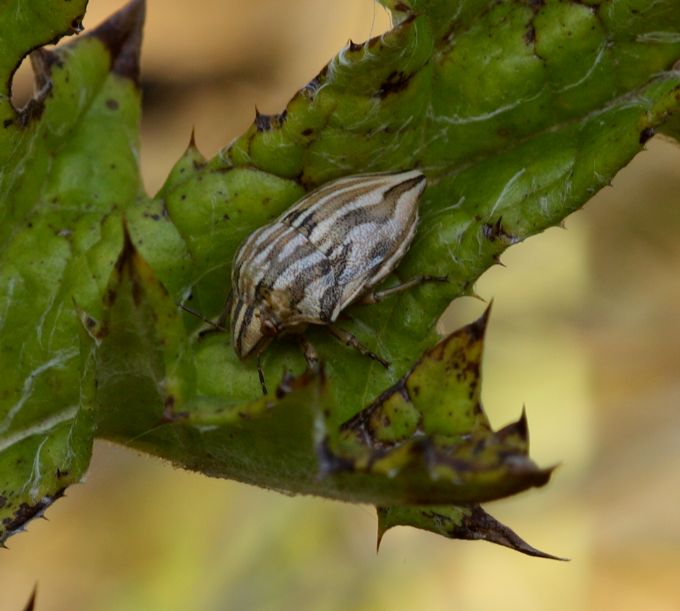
1, 0, 679, 549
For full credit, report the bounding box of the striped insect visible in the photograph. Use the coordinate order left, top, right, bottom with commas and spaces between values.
227, 170, 446, 391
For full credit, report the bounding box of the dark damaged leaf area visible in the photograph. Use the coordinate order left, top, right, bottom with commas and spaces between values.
2, 0, 680, 555
331, 308, 553, 507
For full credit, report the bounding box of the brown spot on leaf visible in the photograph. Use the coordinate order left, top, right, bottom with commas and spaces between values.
348, 39, 362, 52
114, 225, 135, 274
31, 47, 62, 87
377, 71, 413, 98
300, 65, 328, 98
161, 395, 188, 423
1, 490, 65, 539
255, 109, 287, 132
70, 16, 85, 34
16, 99, 47, 128
317, 436, 356, 477
83, 0, 145, 84
524, 23, 536, 45
104, 288, 117, 307
639, 127, 655, 145
483, 217, 516, 243
255, 109, 271, 131
466, 303, 491, 342
106, 98, 119, 110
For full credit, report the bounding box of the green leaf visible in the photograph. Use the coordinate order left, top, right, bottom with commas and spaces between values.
2, 0, 680, 552
0, 0, 144, 543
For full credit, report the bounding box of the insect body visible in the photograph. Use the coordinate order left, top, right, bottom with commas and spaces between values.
230, 170, 439, 363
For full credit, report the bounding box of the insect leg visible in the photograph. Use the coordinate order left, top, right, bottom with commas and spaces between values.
360, 275, 448, 305
298, 335, 320, 371
257, 354, 268, 395
215, 291, 233, 328
327, 324, 390, 369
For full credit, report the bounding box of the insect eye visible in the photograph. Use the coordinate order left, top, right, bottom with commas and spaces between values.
262, 319, 278, 337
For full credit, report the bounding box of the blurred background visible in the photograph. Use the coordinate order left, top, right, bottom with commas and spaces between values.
3, 1, 680, 609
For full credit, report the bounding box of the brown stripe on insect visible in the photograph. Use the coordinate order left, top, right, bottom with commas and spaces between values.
285, 175, 403, 238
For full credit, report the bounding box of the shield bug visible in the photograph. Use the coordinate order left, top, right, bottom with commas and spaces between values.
227, 170, 446, 390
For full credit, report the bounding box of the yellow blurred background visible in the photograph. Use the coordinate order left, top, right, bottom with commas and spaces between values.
3, 1, 680, 609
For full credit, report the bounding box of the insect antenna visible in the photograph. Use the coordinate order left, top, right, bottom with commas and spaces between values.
178, 303, 228, 334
